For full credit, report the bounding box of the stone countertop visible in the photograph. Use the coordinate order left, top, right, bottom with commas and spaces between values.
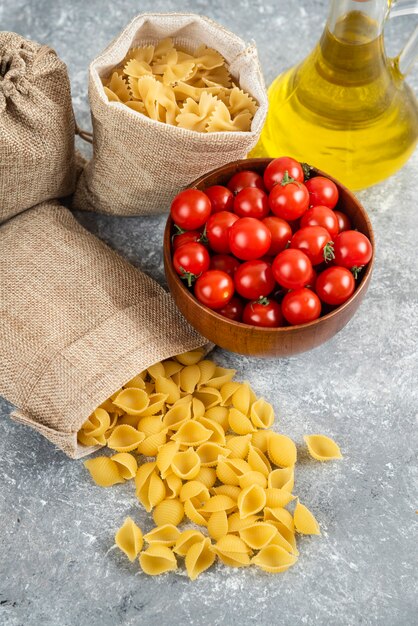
0, 1, 417, 625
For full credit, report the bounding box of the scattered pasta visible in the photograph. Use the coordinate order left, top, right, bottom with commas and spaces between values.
79, 350, 342, 580
101, 38, 258, 133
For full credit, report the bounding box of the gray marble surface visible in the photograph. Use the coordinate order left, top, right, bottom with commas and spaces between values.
1, 1, 417, 625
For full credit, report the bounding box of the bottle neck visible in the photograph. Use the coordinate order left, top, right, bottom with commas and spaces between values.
326, 0, 390, 40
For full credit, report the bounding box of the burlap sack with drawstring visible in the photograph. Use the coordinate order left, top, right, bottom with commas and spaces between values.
0, 201, 205, 459
0, 32, 76, 223
73, 13, 268, 216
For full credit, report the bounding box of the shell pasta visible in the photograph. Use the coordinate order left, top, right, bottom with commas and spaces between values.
79, 350, 342, 579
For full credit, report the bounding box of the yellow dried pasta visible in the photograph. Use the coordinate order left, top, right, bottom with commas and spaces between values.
304, 434, 343, 461
101, 40, 258, 133
79, 350, 342, 580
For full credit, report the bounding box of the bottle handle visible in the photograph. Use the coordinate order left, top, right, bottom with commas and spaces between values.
389, 0, 418, 76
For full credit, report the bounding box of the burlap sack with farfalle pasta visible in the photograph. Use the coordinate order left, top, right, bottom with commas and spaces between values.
73, 13, 268, 216
0, 32, 76, 223
0, 201, 205, 458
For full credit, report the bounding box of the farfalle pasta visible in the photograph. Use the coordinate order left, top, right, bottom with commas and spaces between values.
80, 351, 342, 580
102, 38, 258, 134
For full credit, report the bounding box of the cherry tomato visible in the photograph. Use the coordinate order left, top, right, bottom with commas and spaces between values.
233, 188, 269, 219
243, 298, 283, 327
305, 176, 339, 209
300, 205, 339, 239
290, 226, 334, 265
333, 230, 372, 272
209, 254, 241, 277
173, 242, 210, 286
172, 230, 203, 251
234, 260, 276, 300
204, 185, 234, 213
262, 216, 292, 256
263, 157, 304, 191
282, 288, 321, 325
334, 210, 352, 233
170, 189, 211, 230
206, 211, 239, 254
227, 170, 265, 195
272, 249, 313, 290
316, 266, 355, 305
217, 296, 244, 321
194, 270, 234, 310
306, 266, 318, 290
269, 180, 310, 220
228, 217, 272, 261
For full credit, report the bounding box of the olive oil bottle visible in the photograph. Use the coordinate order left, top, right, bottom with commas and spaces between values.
252, 0, 418, 190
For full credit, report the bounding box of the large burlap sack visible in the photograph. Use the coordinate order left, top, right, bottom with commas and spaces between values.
0, 32, 76, 223
0, 201, 205, 458
73, 13, 268, 216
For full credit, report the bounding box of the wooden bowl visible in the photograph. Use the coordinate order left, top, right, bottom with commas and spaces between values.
164, 158, 374, 358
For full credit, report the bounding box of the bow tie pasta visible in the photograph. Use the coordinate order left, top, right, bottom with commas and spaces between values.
79, 350, 342, 580
101, 38, 258, 133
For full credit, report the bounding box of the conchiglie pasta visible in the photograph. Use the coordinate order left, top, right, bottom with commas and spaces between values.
207, 510, 229, 541
115, 517, 143, 561
80, 354, 341, 580
111, 452, 138, 480
144, 524, 181, 546
252, 545, 298, 573
139, 544, 177, 575
185, 537, 215, 580
171, 448, 201, 480
152, 498, 185, 527
294, 501, 320, 535
267, 433, 297, 468
173, 529, 206, 556
250, 399, 275, 429
239, 522, 277, 550
112, 388, 149, 415
304, 434, 343, 461
84, 457, 124, 487
237, 484, 267, 519
106, 425, 145, 452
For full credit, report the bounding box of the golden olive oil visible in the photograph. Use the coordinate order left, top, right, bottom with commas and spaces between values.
252, 11, 418, 190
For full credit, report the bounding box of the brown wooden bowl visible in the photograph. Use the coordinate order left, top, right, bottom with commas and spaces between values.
164, 158, 374, 358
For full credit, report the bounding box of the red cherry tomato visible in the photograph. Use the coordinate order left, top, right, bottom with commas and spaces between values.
272, 249, 313, 290
170, 189, 211, 230
206, 211, 239, 254
217, 296, 244, 321
233, 188, 269, 219
194, 270, 234, 310
243, 298, 283, 327
172, 230, 203, 251
263, 157, 304, 191
282, 288, 321, 325
269, 181, 310, 220
316, 266, 355, 305
334, 210, 352, 233
227, 170, 265, 195
209, 254, 241, 277
305, 176, 339, 209
228, 217, 272, 261
300, 205, 339, 239
333, 231, 373, 272
262, 216, 293, 256
290, 226, 334, 266
204, 185, 234, 213
306, 266, 318, 290
173, 242, 210, 285
234, 260, 276, 300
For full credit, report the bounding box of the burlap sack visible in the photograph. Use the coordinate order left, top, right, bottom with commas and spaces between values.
0, 32, 76, 223
0, 201, 205, 458
73, 13, 268, 216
